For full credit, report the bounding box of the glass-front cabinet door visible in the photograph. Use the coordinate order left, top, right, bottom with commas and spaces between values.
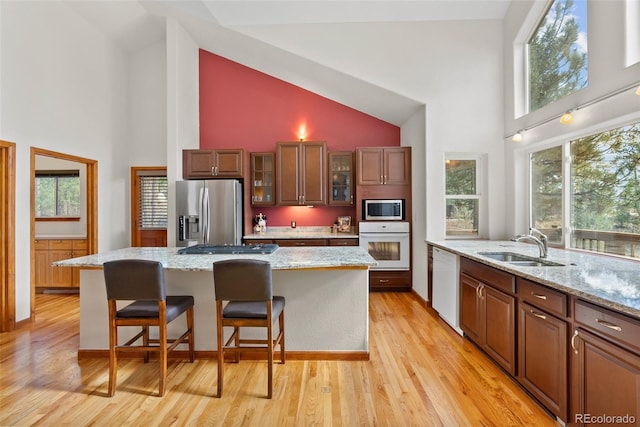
328, 151, 354, 206
251, 152, 275, 206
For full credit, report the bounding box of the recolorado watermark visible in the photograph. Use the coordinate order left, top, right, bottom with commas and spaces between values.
575, 413, 636, 424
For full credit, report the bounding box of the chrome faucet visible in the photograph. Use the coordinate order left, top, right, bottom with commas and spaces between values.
513, 227, 548, 258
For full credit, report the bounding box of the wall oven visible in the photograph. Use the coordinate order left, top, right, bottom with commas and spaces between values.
359, 221, 410, 270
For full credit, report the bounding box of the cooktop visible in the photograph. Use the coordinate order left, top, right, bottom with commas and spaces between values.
177, 243, 279, 255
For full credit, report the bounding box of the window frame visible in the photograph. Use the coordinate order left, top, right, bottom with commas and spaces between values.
526, 119, 640, 259
444, 153, 486, 240
34, 169, 81, 220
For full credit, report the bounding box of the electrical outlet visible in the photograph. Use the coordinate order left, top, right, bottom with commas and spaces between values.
291, 220, 296, 228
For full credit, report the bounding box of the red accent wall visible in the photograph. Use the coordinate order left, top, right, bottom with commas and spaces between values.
199, 49, 401, 227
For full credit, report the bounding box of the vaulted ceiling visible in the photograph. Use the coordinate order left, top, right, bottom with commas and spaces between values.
65, 0, 512, 125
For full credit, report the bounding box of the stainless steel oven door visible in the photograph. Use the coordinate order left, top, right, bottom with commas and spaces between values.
359, 231, 410, 270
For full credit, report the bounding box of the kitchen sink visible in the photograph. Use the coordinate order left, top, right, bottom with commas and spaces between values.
478, 252, 565, 267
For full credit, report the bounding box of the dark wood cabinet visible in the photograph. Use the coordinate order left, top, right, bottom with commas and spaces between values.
571, 328, 640, 426
274, 239, 327, 247
571, 300, 640, 425
250, 152, 275, 206
182, 149, 244, 179
460, 273, 482, 342
328, 151, 354, 205
518, 301, 567, 420
328, 238, 358, 246
459, 262, 516, 376
356, 147, 410, 186
369, 270, 411, 292
276, 142, 326, 206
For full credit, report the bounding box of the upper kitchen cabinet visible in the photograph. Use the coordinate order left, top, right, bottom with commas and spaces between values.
356, 147, 410, 186
250, 152, 275, 206
328, 151, 354, 206
182, 149, 244, 179
276, 141, 327, 206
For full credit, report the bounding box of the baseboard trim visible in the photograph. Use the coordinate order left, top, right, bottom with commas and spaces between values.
77, 349, 370, 361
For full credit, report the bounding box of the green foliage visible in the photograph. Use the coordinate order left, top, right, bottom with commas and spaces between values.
531, 146, 563, 243
445, 160, 476, 195
529, 0, 587, 111
571, 123, 640, 233
35, 176, 80, 217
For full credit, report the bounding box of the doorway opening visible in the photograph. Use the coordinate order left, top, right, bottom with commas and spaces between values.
30, 147, 98, 320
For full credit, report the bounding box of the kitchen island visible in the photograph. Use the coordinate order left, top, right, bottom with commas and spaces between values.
55, 246, 377, 359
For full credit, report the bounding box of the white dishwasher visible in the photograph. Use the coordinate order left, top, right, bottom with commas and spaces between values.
432, 247, 462, 336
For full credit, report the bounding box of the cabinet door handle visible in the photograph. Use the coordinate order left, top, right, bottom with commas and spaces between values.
571, 330, 579, 354
530, 310, 547, 320
295, 242, 305, 246
532, 292, 547, 300
595, 318, 622, 332
211, 166, 215, 175
379, 279, 389, 283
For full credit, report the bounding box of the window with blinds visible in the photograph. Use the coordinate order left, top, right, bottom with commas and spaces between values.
138, 175, 168, 229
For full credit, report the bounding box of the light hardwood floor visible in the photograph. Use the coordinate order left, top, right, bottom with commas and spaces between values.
0, 292, 557, 426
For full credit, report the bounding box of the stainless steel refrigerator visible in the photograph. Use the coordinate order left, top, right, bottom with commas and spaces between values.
176, 180, 243, 247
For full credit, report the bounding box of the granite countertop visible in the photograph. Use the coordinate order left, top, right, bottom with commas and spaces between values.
53, 246, 377, 271
244, 226, 358, 240
428, 240, 640, 318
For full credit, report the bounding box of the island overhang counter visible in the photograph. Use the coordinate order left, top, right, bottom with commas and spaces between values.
55, 246, 377, 360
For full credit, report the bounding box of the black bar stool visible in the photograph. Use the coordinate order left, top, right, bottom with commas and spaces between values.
213, 259, 285, 398
103, 259, 195, 397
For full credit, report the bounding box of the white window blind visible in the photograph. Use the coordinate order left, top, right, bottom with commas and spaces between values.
138, 174, 168, 229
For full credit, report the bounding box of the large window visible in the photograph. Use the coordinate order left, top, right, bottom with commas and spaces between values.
527, 0, 588, 112
34, 170, 81, 218
445, 156, 482, 238
530, 146, 564, 244
529, 122, 640, 259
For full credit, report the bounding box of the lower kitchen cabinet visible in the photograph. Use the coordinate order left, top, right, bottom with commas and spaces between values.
517, 278, 569, 420
456, 254, 640, 424
518, 301, 567, 420
460, 269, 516, 376
34, 239, 87, 288
274, 239, 327, 247
571, 300, 640, 426
328, 238, 358, 246
369, 270, 411, 292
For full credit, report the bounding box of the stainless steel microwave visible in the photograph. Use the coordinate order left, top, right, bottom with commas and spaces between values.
364, 199, 404, 220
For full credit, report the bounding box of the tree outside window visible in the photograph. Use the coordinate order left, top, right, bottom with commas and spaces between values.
529, 122, 640, 259
35, 170, 81, 218
446, 157, 481, 238
531, 146, 563, 244
528, 0, 588, 112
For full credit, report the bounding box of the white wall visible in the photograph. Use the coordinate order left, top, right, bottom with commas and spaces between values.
401, 106, 428, 299
1, 1, 130, 321
165, 17, 200, 247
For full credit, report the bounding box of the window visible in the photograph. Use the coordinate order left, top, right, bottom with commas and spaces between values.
530, 146, 564, 245
34, 170, 80, 218
445, 156, 482, 238
529, 122, 640, 259
138, 175, 168, 229
527, 0, 588, 112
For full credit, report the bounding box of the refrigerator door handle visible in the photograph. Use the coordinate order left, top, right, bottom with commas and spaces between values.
200, 187, 209, 244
